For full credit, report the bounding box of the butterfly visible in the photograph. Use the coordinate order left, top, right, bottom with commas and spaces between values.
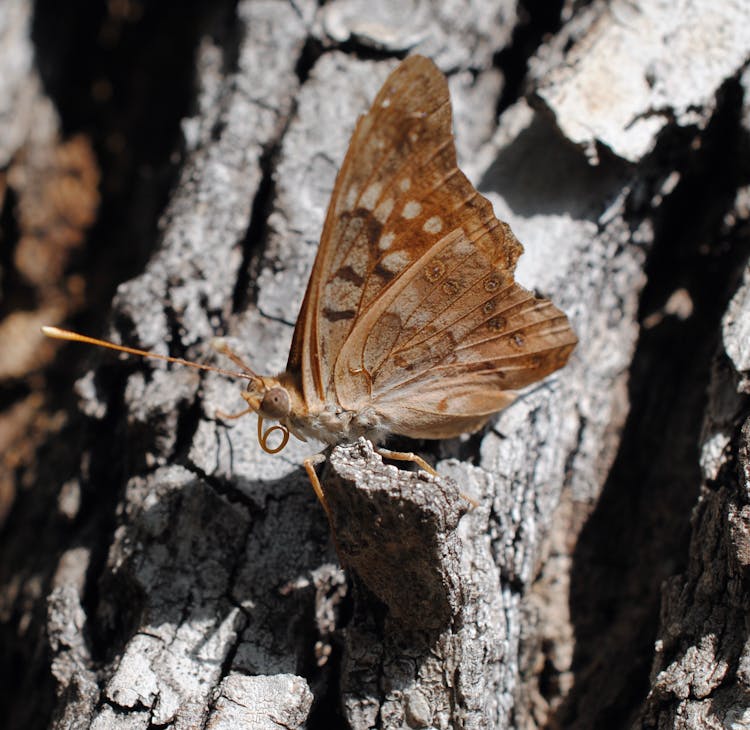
43, 55, 577, 518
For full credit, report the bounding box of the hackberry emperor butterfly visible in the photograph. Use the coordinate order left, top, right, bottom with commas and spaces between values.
43, 56, 577, 514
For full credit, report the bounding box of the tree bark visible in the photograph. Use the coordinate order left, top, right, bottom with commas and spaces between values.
1, 0, 749, 728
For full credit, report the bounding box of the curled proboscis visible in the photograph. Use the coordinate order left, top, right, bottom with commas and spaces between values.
257, 416, 290, 454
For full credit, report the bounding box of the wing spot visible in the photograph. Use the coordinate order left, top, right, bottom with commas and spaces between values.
374, 197, 394, 223
344, 186, 359, 211
354, 209, 383, 252
380, 250, 410, 274
423, 216, 443, 234
325, 278, 360, 309
442, 279, 459, 295
340, 214, 362, 242
399, 179, 411, 192
323, 308, 357, 322
402, 200, 422, 219
512, 333, 525, 348
381, 98, 391, 108
375, 262, 396, 281
334, 265, 365, 286
487, 316, 506, 332
378, 232, 396, 251
454, 235, 473, 255
483, 299, 496, 314
424, 259, 446, 283
393, 354, 415, 371
484, 275, 503, 292
360, 182, 382, 211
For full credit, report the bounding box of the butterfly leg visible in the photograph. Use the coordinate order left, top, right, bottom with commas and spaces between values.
304, 455, 345, 563
375, 447, 437, 476
375, 447, 478, 508
304, 455, 333, 523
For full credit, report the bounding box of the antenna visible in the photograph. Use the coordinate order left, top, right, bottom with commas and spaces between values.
41, 326, 257, 382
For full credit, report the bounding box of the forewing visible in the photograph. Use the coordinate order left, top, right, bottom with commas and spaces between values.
287, 56, 521, 406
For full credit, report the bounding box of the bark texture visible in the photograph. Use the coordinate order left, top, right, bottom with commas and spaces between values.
1, 0, 749, 728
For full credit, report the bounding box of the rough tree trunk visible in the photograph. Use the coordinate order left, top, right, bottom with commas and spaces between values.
1, 0, 749, 728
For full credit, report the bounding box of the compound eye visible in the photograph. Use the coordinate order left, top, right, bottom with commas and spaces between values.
260, 387, 291, 419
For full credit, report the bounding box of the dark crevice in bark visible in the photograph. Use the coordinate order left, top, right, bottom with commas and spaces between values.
299, 596, 349, 730
0, 379, 30, 414
78, 369, 139, 665
554, 78, 750, 730
330, 41, 409, 66
294, 36, 325, 86
170, 389, 205, 464
297, 32, 405, 89
494, 0, 565, 116
451, 428, 487, 465
232, 140, 280, 314
307, 644, 349, 730
0, 184, 34, 320
184, 459, 266, 515
212, 558, 250, 713
211, 0, 243, 82
234, 35, 322, 314
0, 178, 32, 408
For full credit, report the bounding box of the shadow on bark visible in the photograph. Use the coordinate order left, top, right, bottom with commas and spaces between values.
553, 78, 750, 730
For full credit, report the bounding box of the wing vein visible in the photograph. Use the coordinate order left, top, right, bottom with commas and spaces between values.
393, 281, 527, 354
375, 342, 573, 399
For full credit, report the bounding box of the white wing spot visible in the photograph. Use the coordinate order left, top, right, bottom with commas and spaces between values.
423, 216, 443, 234
454, 235, 473, 255
381, 98, 391, 108
340, 216, 364, 253
380, 250, 410, 273
374, 197, 394, 223
327, 279, 361, 309
344, 186, 359, 212
378, 232, 396, 251
399, 179, 411, 192
360, 182, 382, 211
402, 200, 422, 219
347, 247, 369, 279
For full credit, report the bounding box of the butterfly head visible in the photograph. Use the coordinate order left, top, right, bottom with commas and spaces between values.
238, 376, 295, 455
240, 377, 291, 420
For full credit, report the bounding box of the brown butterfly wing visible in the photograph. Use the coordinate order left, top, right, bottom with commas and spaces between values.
333, 228, 577, 438
287, 56, 521, 408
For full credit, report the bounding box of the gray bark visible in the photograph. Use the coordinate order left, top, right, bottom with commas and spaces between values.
2, 0, 749, 728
